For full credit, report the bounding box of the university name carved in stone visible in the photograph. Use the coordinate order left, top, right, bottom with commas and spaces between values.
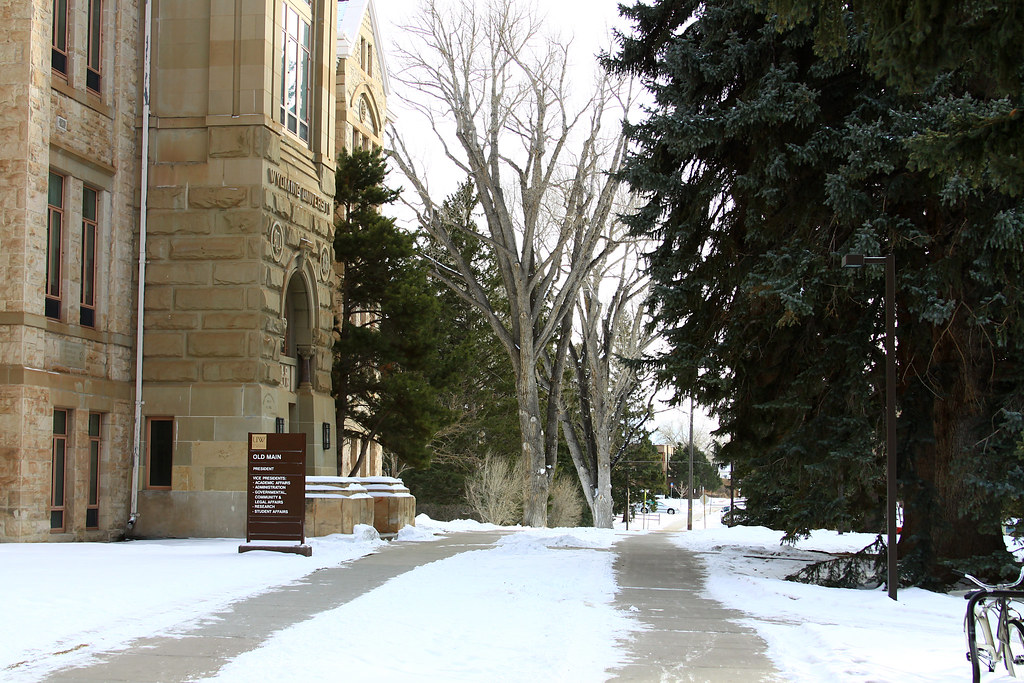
267, 169, 332, 215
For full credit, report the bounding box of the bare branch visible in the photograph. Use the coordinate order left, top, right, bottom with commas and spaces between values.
386, 0, 639, 527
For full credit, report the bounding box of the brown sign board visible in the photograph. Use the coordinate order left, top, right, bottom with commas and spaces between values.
240, 432, 310, 556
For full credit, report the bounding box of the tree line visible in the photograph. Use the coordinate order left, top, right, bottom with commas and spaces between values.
331, 0, 1022, 589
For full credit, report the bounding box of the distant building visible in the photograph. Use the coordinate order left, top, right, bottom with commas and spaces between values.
655, 444, 674, 477
0, 0, 391, 542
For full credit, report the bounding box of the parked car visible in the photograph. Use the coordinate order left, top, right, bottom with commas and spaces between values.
645, 496, 681, 514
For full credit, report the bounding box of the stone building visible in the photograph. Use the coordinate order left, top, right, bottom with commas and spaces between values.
0, 0, 391, 542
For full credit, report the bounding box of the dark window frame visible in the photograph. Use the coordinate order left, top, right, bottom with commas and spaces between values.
86, 0, 102, 93
46, 172, 65, 320
52, 0, 69, 77
146, 417, 174, 490
51, 409, 69, 531
80, 185, 98, 327
86, 412, 101, 529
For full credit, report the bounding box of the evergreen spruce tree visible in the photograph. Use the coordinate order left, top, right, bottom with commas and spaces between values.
667, 444, 722, 498
758, 0, 1024, 198
607, 0, 1024, 585
611, 435, 666, 517
331, 148, 449, 475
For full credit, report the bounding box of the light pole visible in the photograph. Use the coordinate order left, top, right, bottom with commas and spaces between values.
842, 253, 898, 601
687, 395, 694, 531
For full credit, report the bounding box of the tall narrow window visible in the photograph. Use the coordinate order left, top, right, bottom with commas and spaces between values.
80, 186, 98, 327
52, 0, 69, 76
86, 413, 101, 528
146, 418, 174, 489
86, 0, 102, 93
51, 409, 69, 531
46, 172, 64, 320
280, 2, 311, 142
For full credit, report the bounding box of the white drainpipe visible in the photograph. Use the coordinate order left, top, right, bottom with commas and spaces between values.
128, 0, 153, 533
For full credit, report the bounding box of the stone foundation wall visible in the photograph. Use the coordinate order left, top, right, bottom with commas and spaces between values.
304, 495, 374, 537
305, 476, 415, 537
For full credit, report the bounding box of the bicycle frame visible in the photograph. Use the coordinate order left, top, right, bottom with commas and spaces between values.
965, 589, 1024, 682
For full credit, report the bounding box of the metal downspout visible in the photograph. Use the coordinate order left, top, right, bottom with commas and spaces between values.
127, 0, 153, 534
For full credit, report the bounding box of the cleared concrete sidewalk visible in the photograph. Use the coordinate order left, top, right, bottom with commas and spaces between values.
42, 528, 783, 682
609, 532, 784, 682
43, 532, 506, 682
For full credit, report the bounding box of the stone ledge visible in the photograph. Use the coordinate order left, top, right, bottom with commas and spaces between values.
304, 477, 415, 536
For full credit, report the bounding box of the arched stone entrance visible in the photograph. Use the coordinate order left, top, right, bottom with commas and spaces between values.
280, 263, 323, 473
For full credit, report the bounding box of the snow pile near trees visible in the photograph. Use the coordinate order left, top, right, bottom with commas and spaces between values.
672, 526, 1022, 682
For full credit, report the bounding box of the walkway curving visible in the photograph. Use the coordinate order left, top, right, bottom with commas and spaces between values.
608, 532, 784, 682
42, 532, 507, 683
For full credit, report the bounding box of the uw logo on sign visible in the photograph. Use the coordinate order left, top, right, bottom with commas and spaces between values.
251, 434, 268, 450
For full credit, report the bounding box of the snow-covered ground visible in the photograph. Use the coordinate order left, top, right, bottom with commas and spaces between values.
1, 502, 1020, 682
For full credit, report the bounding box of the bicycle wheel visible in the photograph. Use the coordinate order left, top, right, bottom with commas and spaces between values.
967, 608, 994, 681
1007, 619, 1024, 671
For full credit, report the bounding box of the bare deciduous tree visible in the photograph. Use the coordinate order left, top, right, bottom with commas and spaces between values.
555, 243, 656, 528
389, 0, 629, 526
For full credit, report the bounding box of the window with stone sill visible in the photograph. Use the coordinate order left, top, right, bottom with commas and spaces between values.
52, 0, 69, 77
51, 409, 69, 531
52, 0, 105, 94
86, 412, 102, 529
86, 0, 102, 93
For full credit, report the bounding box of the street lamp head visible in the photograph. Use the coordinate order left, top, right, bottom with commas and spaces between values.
842, 253, 865, 268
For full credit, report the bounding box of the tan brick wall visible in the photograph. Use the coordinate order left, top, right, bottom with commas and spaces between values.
2, 0, 399, 540
0, 0, 141, 542
136, 0, 343, 532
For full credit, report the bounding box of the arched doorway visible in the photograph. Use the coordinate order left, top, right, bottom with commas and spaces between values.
282, 272, 313, 389
281, 268, 319, 472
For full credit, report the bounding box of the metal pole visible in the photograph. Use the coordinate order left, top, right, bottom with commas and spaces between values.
729, 461, 734, 526
843, 252, 898, 600
625, 467, 630, 531
885, 253, 897, 601
687, 395, 694, 531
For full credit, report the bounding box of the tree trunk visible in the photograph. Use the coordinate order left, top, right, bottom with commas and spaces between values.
347, 437, 372, 478
518, 369, 548, 527
591, 413, 615, 528
592, 454, 614, 528
898, 313, 1008, 585
560, 409, 600, 525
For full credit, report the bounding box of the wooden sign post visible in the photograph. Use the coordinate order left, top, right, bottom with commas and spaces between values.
238, 432, 311, 556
